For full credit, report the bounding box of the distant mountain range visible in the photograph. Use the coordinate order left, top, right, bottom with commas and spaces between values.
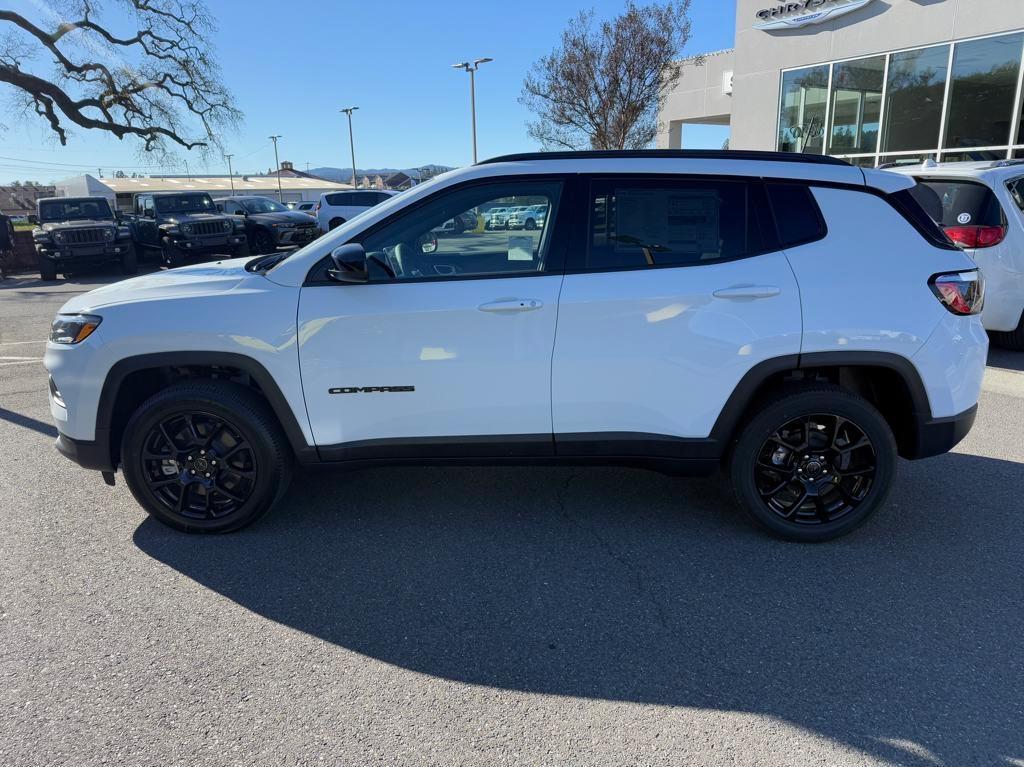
308, 165, 454, 183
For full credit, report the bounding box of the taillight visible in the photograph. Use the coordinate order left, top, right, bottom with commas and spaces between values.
314, 202, 321, 212
942, 225, 1006, 249
929, 270, 985, 316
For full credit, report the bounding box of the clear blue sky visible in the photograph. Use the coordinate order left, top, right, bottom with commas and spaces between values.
0, 0, 734, 184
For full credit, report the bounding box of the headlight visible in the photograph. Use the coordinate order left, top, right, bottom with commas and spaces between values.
222, 219, 232, 232
103, 227, 115, 241
33, 230, 50, 241
49, 314, 102, 345
182, 223, 193, 234
117, 226, 131, 238
272, 223, 293, 229
164, 225, 179, 234
53, 230, 66, 243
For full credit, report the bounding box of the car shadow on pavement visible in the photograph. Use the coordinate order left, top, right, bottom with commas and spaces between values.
134, 452, 1024, 767
988, 348, 1024, 372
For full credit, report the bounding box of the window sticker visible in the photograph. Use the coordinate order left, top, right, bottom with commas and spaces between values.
614, 189, 720, 255
957, 212, 972, 224
508, 235, 534, 261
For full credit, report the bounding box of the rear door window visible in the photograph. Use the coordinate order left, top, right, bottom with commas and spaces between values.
910, 178, 1005, 227
586, 178, 767, 270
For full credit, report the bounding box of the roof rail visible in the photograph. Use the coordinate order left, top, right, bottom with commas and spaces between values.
476, 149, 852, 167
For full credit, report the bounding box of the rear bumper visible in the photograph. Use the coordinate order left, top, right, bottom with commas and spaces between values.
907, 404, 977, 460
56, 429, 114, 472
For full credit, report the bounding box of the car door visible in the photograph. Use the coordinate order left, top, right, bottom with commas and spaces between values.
551, 175, 803, 456
297, 177, 569, 459
133, 195, 159, 248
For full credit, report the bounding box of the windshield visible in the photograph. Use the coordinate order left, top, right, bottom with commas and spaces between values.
155, 194, 217, 214
242, 197, 289, 214
39, 199, 112, 222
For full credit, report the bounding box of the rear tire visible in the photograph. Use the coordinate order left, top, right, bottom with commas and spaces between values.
37, 253, 57, 281
328, 217, 345, 230
120, 381, 293, 533
990, 311, 1024, 350
729, 384, 897, 542
119, 244, 138, 275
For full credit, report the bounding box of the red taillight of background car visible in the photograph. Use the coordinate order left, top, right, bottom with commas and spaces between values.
942, 225, 1007, 249
929, 270, 985, 316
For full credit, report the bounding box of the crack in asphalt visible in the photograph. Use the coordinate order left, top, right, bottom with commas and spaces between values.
554, 470, 670, 631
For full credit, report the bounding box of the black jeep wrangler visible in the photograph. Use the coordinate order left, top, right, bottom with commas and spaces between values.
32, 197, 136, 281
214, 196, 321, 254
130, 191, 249, 267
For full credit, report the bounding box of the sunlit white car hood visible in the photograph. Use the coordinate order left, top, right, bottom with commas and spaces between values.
57, 259, 258, 313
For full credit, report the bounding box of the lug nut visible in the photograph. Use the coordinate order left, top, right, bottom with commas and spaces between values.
200, 450, 206, 456
190, 469, 195, 475
187, 455, 193, 460
204, 472, 211, 478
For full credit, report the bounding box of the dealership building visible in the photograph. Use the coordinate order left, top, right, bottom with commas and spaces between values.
659, 0, 1024, 167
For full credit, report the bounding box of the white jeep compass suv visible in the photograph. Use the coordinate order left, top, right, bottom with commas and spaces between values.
44, 151, 987, 541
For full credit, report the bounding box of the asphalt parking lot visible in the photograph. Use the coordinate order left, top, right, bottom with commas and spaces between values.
2, 269, 1023, 767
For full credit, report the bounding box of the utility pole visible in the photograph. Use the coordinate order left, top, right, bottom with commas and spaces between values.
183, 159, 191, 181
340, 107, 359, 189
269, 135, 283, 202
225, 154, 235, 193
451, 58, 493, 163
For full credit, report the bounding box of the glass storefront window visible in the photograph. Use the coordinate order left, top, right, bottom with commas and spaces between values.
828, 56, 885, 155
944, 33, 1024, 149
778, 65, 830, 154
882, 45, 950, 153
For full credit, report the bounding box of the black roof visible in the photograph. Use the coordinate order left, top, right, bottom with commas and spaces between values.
477, 149, 851, 167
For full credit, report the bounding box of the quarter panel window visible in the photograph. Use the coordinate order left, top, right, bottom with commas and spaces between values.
586, 179, 766, 269
359, 181, 562, 281
765, 183, 826, 247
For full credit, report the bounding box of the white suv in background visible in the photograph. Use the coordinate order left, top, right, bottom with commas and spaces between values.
45, 150, 986, 542
315, 189, 398, 231
891, 160, 1024, 349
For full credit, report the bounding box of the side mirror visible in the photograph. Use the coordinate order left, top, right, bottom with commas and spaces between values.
27, 214, 38, 225
327, 243, 368, 283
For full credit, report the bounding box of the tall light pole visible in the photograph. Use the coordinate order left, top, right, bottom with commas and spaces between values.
224, 153, 235, 193
269, 135, 283, 202
340, 107, 359, 188
451, 57, 492, 163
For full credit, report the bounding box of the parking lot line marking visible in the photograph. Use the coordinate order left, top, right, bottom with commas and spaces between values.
0, 340, 45, 346
0, 360, 42, 367
983, 367, 1024, 398
0, 355, 42, 361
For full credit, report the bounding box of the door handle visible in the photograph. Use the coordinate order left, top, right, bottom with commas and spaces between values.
712, 285, 781, 300
477, 298, 543, 313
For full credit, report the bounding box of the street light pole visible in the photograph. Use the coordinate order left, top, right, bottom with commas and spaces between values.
224, 154, 235, 193
451, 57, 493, 163
269, 135, 283, 202
340, 107, 359, 188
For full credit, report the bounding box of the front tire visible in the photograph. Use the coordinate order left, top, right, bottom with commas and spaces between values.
119, 244, 138, 275
37, 253, 57, 281
251, 228, 273, 255
990, 311, 1024, 350
729, 385, 897, 542
161, 238, 184, 269
120, 381, 293, 533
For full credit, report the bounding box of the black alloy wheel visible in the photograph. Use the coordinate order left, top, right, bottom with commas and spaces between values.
730, 385, 896, 542
754, 413, 876, 525
252, 229, 274, 255
121, 381, 292, 533
139, 411, 258, 520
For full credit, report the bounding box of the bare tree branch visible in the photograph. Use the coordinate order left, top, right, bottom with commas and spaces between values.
520, 1, 694, 151
0, 0, 240, 161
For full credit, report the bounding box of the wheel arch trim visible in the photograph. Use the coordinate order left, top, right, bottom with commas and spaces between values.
96, 351, 316, 466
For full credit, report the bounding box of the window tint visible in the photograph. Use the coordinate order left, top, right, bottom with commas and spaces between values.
765, 183, 826, 247
587, 180, 766, 269
359, 181, 561, 281
911, 179, 1005, 227
1006, 178, 1024, 212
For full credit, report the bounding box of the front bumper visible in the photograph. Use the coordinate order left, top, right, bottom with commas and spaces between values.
38, 242, 131, 262
171, 233, 247, 252
56, 430, 114, 472
274, 227, 320, 246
